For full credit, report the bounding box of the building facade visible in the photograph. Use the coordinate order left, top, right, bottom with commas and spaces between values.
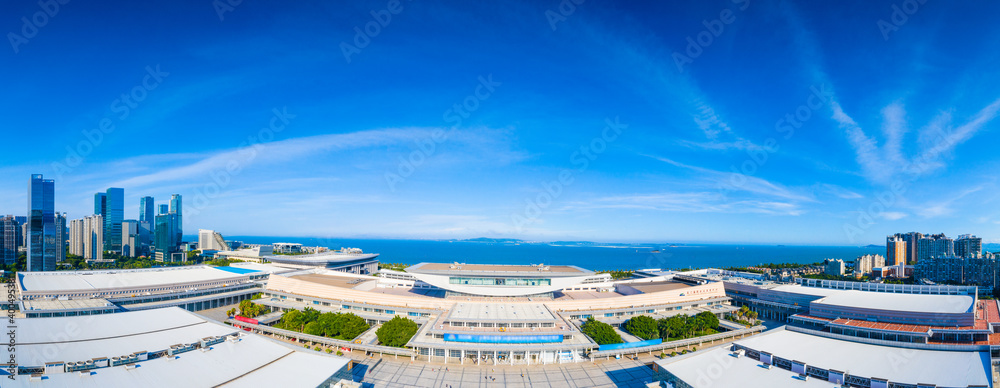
887, 235, 906, 266
0, 215, 18, 265
54, 213, 66, 264
918, 233, 954, 260
27, 174, 57, 272
955, 234, 983, 259
154, 213, 182, 262
854, 254, 885, 276
139, 196, 154, 223
824, 259, 845, 276
915, 254, 1000, 293
121, 220, 139, 257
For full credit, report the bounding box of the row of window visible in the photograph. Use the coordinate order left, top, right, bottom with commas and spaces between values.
448, 277, 552, 286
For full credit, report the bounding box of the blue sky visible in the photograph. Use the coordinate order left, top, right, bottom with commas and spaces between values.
1, 0, 999, 245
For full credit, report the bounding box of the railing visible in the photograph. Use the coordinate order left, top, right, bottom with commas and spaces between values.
784, 325, 990, 351
589, 325, 765, 357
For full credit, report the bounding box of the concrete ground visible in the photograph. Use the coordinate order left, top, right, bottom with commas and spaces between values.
347, 356, 656, 388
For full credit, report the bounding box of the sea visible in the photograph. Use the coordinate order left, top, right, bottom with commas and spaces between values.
191, 236, 896, 272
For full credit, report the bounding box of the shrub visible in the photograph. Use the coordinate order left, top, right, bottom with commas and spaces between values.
314, 346, 322, 351
325, 348, 333, 354
336, 350, 344, 356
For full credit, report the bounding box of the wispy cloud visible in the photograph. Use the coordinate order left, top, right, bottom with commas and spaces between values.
645, 155, 815, 203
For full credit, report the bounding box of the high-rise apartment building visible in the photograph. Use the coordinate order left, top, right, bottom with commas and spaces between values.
84, 215, 104, 260
27, 174, 56, 271
855, 254, 886, 276
886, 232, 922, 264
955, 234, 983, 258
69, 218, 83, 256
121, 220, 139, 257
139, 196, 154, 223
917, 234, 954, 260
69, 215, 105, 260
0, 215, 17, 265
887, 236, 907, 266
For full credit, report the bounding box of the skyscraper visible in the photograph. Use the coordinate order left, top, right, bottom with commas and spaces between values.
158, 204, 169, 215
121, 220, 139, 257
103, 188, 124, 254
901, 232, 922, 264
917, 234, 954, 260
55, 212, 66, 263
887, 235, 906, 266
154, 213, 182, 262
955, 234, 983, 258
69, 218, 84, 257
14, 216, 25, 252
28, 174, 56, 271
94, 192, 106, 216
169, 194, 182, 243
140, 196, 155, 223
0, 215, 17, 265
83, 215, 104, 260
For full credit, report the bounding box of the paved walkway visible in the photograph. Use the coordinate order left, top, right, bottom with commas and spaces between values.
348, 356, 656, 388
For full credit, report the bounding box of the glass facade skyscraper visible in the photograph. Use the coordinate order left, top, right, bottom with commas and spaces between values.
169, 194, 182, 243
102, 188, 124, 254
154, 213, 181, 262
158, 204, 168, 215
28, 174, 56, 271
140, 196, 154, 223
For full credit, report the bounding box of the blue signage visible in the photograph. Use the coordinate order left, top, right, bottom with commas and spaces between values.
442, 334, 564, 344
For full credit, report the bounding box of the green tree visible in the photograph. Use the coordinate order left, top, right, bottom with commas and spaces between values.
337, 313, 370, 340
581, 317, 623, 345
303, 321, 324, 336
623, 315, 659, 340
376, 316, 419, 348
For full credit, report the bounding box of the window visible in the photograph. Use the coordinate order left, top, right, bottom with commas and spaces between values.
448, 277, 552, 286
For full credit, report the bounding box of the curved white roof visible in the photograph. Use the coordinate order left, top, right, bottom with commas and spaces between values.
812, 290, 974, 314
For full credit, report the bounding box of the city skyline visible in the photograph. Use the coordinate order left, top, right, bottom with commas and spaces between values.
2, 0, 1000, 245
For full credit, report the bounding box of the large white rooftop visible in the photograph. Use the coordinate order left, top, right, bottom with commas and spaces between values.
6, 307, 350, 387
733, 328, 991, 387
18, 266, 256, 293
811, 290, 974, 314
656, 344, 837, 387
767, 284, 842, 298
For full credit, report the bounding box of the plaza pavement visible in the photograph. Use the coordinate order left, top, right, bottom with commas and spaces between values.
347, 356, 657, 388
